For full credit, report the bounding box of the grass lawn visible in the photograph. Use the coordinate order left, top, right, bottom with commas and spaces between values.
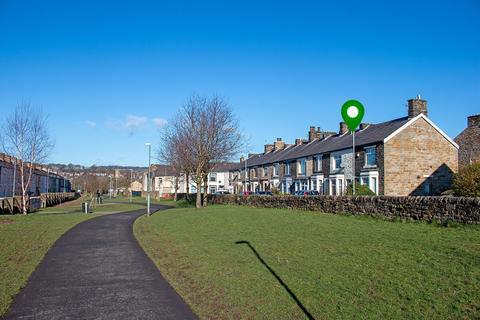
0, 198, 146, 316
135, 205, 480, 319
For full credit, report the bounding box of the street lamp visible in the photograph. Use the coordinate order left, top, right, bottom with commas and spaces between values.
129, 169, 133, 203
145, 143, 151, 216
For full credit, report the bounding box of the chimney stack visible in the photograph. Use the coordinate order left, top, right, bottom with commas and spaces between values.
240, 156, 245, 162
360, 123, 370, 130
408, 96, 428, 118
264, 144, 274, 153
467, 114, 480, 128
339, 122, 349, 134
274, 138, 285, 151
295, 138, 303, 146
308, 126, 316, 141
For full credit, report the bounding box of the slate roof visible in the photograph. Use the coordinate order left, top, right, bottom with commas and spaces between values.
243, 117, 410, 167
211, 162, 243, 172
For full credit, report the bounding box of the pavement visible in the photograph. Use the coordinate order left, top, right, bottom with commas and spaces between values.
4, 204, 197, 320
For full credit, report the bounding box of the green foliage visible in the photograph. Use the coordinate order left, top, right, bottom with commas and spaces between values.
454, 162, 480, 197
346, 183, 375, 196
135, 205, 480, 319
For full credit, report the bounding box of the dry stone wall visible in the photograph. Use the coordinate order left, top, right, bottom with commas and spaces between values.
209, 194, 480, 224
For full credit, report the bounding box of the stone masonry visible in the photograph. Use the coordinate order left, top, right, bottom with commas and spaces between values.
455, 114, 480, 168
384, 117, 458, 196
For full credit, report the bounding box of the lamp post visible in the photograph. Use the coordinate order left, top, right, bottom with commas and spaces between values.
145, 143, 151, 216
244, 156, 248, 192
109, 175, 112, 200
130, 169, 133, 203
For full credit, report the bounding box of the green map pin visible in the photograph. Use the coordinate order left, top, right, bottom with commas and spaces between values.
341, 100, 365, 131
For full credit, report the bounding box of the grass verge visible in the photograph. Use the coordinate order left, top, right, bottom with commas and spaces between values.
134, 205, 480, 319
0, 199, 145, 316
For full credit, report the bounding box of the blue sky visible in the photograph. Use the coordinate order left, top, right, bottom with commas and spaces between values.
1, 0, 479, 166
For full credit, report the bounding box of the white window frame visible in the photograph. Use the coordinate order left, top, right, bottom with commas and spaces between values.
285, 162, 291, 175
364, 146, 377, 167
298, 158, 306, 175
360, 171, 379, 195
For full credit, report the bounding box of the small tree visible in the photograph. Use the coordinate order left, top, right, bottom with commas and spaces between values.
160, 94, 243, 208
0, 103, 54, 214
454, 162, 480, 197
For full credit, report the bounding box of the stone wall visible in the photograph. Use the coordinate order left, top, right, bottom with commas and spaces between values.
455, 115, 480, 168
209, 194, 480, 224
384, 116, 458, 196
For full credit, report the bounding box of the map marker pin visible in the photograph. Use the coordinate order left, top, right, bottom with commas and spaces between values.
341, 99, 365, 132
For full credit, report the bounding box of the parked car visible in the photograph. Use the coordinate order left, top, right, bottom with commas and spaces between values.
294, 190, 319, 196
254, 191, 273, 196
214, 190, 230, 195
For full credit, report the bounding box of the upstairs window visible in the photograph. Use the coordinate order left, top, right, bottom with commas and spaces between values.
333, 154, 342, 170
314, 155, 322, 172
298, 158, 306, 175
365, 147, 377, 166
285, 162, 291, 175
273, 163, 279, 176
263, 166, 268, 177
210, 173, 217, 182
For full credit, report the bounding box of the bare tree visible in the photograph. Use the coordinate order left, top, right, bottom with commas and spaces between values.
160, 94, 243, 208
1, 103, 54, 214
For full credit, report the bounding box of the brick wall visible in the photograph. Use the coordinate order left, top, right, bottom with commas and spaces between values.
384, 117, 458, 196
210, 195, 480, 224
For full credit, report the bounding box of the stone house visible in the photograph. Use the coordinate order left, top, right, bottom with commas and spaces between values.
455, 115, 480, 168
234, 97, 458, 196
0, 153, 71, 197
144, 163, 240, 197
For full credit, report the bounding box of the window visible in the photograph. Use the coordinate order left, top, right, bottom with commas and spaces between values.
210, 173, 217, 182
263, 167, 268, 177
338, 179, 343, 195
333, 154, 342, 170
312, 179, 317, 191
314, 155, 322, 172
362, 177, 369, 186
298, 159, 306, 175
209, 185, 217, 194
273, 163, 279, 176
301, 180, 308, 190
285, 162, 291, 175
365, 147, 377, 166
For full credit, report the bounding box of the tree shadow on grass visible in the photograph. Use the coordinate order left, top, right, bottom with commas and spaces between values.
235, 240, 316, 320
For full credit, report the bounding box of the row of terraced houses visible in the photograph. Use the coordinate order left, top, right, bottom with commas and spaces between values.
229, 97, 459, 196
146, 97, 479, 197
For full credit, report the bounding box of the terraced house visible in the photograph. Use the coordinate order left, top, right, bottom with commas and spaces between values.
235, 97, 458, 196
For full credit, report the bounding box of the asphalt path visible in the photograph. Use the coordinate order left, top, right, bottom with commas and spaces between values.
4, 204, 197, 320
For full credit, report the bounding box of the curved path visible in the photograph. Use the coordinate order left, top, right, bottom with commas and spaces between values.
5, 205, 197, 320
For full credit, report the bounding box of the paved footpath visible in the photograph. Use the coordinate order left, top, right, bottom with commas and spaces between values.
5, 205, 197, 320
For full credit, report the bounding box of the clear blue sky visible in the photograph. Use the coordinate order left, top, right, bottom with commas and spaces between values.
1, 0, 479, 166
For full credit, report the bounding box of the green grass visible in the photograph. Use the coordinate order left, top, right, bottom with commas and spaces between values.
134, 205, 480, 319
0, 199, 146, 316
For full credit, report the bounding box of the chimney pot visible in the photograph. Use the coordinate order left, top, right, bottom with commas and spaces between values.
339, 122, 349, 134
295, 138, 303, 146
408, 97, 428, 118
276, 137, 282, 141
467, 114, 480, 128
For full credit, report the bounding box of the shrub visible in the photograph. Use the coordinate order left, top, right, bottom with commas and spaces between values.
454, 162, 480, 197
346, 183, 375, 196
